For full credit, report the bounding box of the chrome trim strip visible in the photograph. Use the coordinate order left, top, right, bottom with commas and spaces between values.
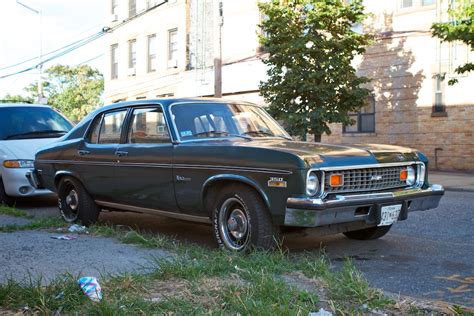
95, 200, 211, 224
173, 164, 292, 174
168, 101, 291, 143
318, 161, 422, 171
287, 184, 445, 208
36, 160, 292, 174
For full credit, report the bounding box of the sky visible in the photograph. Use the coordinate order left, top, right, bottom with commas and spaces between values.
0, 0, 105, 98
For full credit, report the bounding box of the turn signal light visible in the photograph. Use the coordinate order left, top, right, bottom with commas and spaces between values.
400, 169, 408, 181
330, 174, 344, 187
3, 161, 21, 168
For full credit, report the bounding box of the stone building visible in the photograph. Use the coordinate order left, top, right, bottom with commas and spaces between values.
103, 0, 473, 171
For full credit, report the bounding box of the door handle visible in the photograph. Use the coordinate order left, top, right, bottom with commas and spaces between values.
78, 150, 90, 156
115, 151, 128, 157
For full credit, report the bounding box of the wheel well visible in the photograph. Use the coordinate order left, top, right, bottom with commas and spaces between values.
202, 179, 269, 216
54, 173, 78, 190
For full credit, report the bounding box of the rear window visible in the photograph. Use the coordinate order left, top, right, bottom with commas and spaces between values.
0, 106, 73, 140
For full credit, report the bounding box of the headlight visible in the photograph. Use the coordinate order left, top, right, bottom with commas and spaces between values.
406, 166, 416, 186
3, 160, 35, 169
306, 171, 320, 196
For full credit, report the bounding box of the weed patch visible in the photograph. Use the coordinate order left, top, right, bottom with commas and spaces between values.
0, 206, 33, 219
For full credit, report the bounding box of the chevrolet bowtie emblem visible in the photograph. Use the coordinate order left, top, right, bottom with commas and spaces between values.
371, 175, 383, 181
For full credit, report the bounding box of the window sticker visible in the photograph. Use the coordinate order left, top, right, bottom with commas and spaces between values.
180, 130, 193, 137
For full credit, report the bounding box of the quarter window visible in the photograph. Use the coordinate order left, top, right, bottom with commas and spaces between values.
343, 96, 375, 133
98, 110, 128, 144
128, 108, 170, 143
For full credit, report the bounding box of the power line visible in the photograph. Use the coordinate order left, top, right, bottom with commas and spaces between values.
0, 1, 169, 80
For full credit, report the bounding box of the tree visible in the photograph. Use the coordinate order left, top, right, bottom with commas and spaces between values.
0, 94, 33, 104
431, 1, 474, 85
258, 0, 372, 141
26, 64, 104, 121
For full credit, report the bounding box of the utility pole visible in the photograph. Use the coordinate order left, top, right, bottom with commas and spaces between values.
214, 0, 223, 98
16, 1, 44, 103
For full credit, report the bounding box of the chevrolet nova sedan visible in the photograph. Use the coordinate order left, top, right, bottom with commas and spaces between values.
30, 98, 444, 251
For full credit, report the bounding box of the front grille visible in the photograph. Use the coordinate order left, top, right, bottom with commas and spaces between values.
324, 166, 409, 194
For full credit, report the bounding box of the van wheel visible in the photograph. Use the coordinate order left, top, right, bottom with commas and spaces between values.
57, 176, 100, 226
212, 184, 277, 252
0, 178, 15, 207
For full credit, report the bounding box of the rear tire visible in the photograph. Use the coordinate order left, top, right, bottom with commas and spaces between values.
57, 176, 100, 226
212, 184, 278, 252
343, 225, 392, 240
0, 178, 15, 207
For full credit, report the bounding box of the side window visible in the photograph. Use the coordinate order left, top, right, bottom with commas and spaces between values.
98, 110, 128, 144
128, 107, 170, 143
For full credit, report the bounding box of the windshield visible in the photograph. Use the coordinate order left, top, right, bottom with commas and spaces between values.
0, 106, 73, 140
171, 102, 291, 141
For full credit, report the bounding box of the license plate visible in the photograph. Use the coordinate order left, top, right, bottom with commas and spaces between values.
378, 204, 402, 226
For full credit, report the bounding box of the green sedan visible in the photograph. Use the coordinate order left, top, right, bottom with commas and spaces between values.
29, 98, 444, 251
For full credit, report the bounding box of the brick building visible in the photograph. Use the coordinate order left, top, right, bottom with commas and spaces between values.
103, 0, 474, 171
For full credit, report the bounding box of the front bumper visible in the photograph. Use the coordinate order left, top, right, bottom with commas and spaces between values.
1, 168, 52, 198
284, 184, 445, 227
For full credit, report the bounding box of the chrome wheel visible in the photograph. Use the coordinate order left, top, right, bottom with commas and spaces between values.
60, 182, 79, 222
218, 197, 250, 251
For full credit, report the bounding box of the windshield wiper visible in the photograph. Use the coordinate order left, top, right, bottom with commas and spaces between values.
4, 130, 68, 140
191, 131, 250, 140
242, 130, 291, 139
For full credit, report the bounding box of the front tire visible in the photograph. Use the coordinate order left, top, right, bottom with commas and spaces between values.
343, 225, 392, 240
57, 176, 100, 226
212, 184, 277, 252
0, 178, 15, 207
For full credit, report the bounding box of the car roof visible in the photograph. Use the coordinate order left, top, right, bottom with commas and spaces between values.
0, 103, 51, 108
99, 97, 259, 113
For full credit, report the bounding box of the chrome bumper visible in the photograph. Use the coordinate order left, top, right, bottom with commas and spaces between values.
284, 184, 444, 227
25, 169, 44, 189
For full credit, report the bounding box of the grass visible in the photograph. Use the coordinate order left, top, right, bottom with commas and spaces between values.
0, 216, 65, 233
0, 205, 33, 219
0, 215, 459, 314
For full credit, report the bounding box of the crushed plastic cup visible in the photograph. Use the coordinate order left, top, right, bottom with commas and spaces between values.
68, 224, 88, 234
77, 277, 103, 302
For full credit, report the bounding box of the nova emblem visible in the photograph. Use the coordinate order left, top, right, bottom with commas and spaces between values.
371, 175, 383, 181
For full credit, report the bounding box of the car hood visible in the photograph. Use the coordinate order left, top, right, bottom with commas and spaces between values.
0, 138, 59, 160
235, 139, 418, 168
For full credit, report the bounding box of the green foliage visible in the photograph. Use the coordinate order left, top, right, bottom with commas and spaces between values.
26, 64, 104, 121
258, 0, 372, 140
0, 94, 34, 104
431, 1, 474, 85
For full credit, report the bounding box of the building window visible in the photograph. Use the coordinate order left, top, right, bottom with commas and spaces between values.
432, 77, 446, 114
168, 28, 178, 67
343, 96, 375, 133
128, 39, 136, 75
148, 34, 157, 72
400, 0, 413, 8
111, 0, 118, 15
422, 0, 436, 5
129, 0, 136, 17
111, 44, 118, 79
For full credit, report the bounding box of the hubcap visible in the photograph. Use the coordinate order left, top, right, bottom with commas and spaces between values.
227, 209, 248, 239
219, 197, 250, 251
66, 190, 79, 211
